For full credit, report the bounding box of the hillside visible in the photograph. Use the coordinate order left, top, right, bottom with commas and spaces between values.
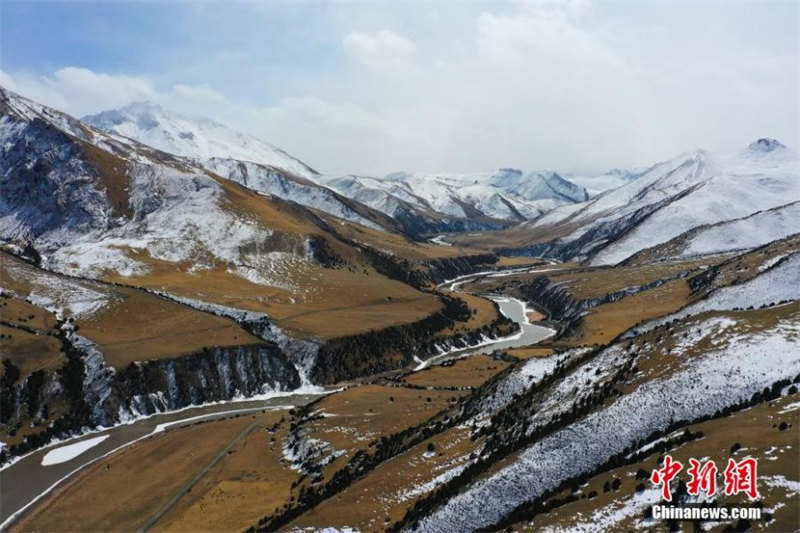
1, 89, 798, 533
83, 101, 318, 178
83, 102, 593, 237
81, 102, 408, 234
447, 140, 799, 265
322, 169, 589, 233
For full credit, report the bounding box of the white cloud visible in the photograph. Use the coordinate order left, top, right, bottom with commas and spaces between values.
171, 83, 226, 103
2, 2, 796, 176
1, 68, 157, 117
1, 68, 232, 124
342, 30, 417, 71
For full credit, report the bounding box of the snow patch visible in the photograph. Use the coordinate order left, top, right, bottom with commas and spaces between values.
41, 435, 110, 466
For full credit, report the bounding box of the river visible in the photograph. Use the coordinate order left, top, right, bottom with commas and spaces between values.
0, 265, 554, 528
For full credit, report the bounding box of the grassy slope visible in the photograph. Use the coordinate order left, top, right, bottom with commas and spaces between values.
1, 253, 266, 369
516, 393, 799, 532
16, 412, 276, 533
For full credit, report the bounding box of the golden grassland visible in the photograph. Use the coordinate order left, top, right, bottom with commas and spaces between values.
560, 278, 691, 347
17, 411, 287, 533
506, 347, 555, 359
2, 248, 443, 347
159, 384, 471, 531
152, 410, 296, 533
0, 323, 63, 378
516, 393, 800, 532
0, 295, 59, 332
301, 384, 468, 477
16, 266, 798, 532
402, 354, 511, 389
325, 217, 488, 261
289, 425, 480, 530
442, 216, 586, 250
544, 257, 713, 301
18, 383, 468, 532
495, 256, 549, 267
1, 253, 271, 368
106, 255, 443, 340
77, 287, 263, 368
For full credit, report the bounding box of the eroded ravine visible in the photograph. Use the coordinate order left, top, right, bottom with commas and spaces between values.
0, 264, 557, 529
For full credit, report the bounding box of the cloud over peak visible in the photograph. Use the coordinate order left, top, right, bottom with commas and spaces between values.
342, 30, 417, 71
2, 1, 797, 175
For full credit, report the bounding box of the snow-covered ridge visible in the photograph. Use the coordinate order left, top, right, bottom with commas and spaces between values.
82, 99, 592, 227
676, 201, 800, 259
417, 314, 800, 531
520, 142, 799, 265
83, 101, 318, 179
81, 101, 399, 232
0, 86, 320, 289
320, 169, 589, 223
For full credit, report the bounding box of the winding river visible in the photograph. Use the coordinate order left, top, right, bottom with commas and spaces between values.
0, 265, 553, 528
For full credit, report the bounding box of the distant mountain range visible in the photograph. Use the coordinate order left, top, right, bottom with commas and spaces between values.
460, 137, 798, 265
0, 86, 406, 290
3, 86, 798, 274
81, 101, 591, 235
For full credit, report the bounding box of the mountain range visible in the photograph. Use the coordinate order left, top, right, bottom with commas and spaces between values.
2, 85, 800, 533
448, 138, 798, 266
3, 86, 797, 281
80, 100, 591, 236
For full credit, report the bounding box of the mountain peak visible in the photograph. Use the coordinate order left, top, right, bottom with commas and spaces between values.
83, 102, 318, 176
120, 100, 164, 113
748, 138, 786, 153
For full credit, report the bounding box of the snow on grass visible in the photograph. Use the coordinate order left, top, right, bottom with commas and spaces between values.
40, 435, 110, 466
417, 317, 800, 532
681, 254, 799, 313
2, 259, 115, 319
203, 158, 383, 230
630, 253, 800, 338
680, 202, 800, 258
762, 475, 800, 496
540, 488, 662, 533
778, 401, 800, 414
39, 162, 318, 293
471, 347, 586, 421
428, 235, 452, 246
394, 462, 471, 503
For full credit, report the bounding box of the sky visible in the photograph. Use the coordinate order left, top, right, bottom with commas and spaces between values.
1, 1, 798, 176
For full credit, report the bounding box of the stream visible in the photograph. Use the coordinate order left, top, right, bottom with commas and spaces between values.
0, 264, 554, 528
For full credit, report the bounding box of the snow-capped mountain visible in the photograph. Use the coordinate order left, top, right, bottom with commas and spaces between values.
0, 86, 383, 288
83, 102, 595, 236
82, 102, 402, 233
510, 139, 799, 265
83, 101, 317, 178
565, 167, 649, 197
626, 201, 800, 263
321, 169, 588, 227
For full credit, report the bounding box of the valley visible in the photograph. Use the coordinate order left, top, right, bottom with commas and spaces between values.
1, 85, 798, 532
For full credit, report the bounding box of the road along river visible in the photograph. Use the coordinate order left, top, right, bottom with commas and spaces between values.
0, 392, 325, 528
0, 265, 555, 528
